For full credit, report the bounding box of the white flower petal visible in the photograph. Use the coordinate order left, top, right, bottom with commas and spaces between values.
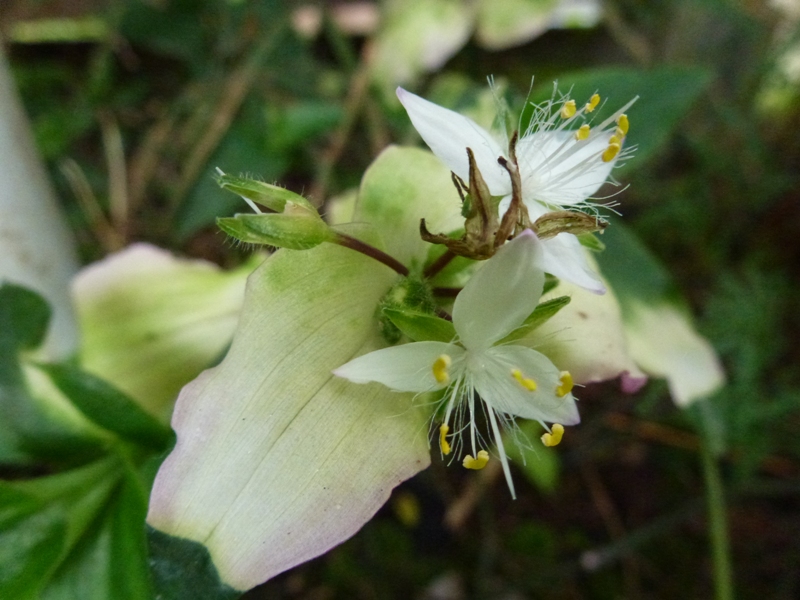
517, 130, 619, 206
396, 87, 510, 195
334, 341, 464, 393
453, 231, 544, 350
472, 345, 580, 425
525, 202, 605, 294
540, 234, 606, 294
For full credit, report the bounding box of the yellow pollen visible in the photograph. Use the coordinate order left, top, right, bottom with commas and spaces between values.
560, 99, 577, 119
616, 114, 629, 136
608, 134, 621, 146
585, 93, 601, 112
541, 424, 564, 447
575, 124, 591, 141
439, 424, 451, 455
602, 143, 621, 163
432, 354, 451, 384
556, 371, 574, 397
512, 368, 537, 391
463, 450, 490, 470
615, 126, 626, 138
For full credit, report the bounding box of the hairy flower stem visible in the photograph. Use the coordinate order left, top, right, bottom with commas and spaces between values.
701, 443, 734, 600
334, 233, 409, 276
423, 249, 457, 279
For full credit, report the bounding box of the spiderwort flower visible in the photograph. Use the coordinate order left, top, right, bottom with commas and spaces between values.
397, 86, 636, 293
334, 230, 579, 498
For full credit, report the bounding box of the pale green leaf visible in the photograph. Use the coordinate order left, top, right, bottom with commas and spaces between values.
354, 146, 464, 268
596, 224, 725, 407
147, 243, 430, 591
73, 244, 256, 421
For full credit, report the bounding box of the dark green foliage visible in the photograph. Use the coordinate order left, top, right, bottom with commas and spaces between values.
147, 528, 241, 600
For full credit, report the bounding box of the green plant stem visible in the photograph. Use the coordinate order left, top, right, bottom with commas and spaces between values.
701, 443, 734, 600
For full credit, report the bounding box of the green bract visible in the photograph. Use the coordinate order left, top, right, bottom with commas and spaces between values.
146, 146, 463, 589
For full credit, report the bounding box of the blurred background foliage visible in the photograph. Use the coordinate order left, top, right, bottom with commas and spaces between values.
1, 0, 799, 598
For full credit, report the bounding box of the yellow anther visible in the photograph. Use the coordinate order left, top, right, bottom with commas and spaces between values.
602, 143, 621, 163
615, 126, 626, 138
432, 354, 451, 384
575, 124, 591, 141
616, 114, 629, 136
585, 93, 601, 112
439, 424, 451, 455
560, 99, 577, 119
556, 371, 574, 398
512, 368, 537, 391
463, 450, 490, 470
608, 134, 621, 146
541, 424, 564, 447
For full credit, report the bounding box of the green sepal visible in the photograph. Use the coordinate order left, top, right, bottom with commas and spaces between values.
35, 363, 173, 451
382, 308, 456, 343
542, 275, 559, 296
215, 173, 314, 212
578, 232, 606, 252
498, 296, 571, 344
217, 210, 334, 250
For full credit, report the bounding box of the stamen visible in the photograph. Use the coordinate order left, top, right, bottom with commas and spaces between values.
585, 93, 601, 112
608, 134, 621, 146
602, 143, 621, 163
512, 368, 537, 391
560, 99, 576, 119
439, 424, 451, 455
463, 450, 490, 470
616, 114, 629, 136
432, 354, 451, 384
556, 371, 574, 397
575, 124, 591, 141
541, 424, 564, 447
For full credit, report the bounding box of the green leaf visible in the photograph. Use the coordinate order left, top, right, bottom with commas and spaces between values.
36, 363, 172, 450
147, 243, 430, 591
147, 527, 241, 600
0, 285, 105, 464
41, 466, 154, 600
499, 296, 571, 344
73, 244, 255, 421
596, 223, 725, 407
0, 283, 50, 354
504, 420, 561, 493
578, 232, 606, 252
524, 66, 713, 171
0, 457, 120, 599
355, 146, 465, 267
382, 308, 456, 342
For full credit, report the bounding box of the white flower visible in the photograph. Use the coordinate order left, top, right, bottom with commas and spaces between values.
397, 85, 636, 294
333, 230, 579, 498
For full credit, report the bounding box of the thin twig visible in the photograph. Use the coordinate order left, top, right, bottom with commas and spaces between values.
98, 110, 129, 239
308, 40, 375, 204
59, 158, 124, 252
168, 36, 277, 217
